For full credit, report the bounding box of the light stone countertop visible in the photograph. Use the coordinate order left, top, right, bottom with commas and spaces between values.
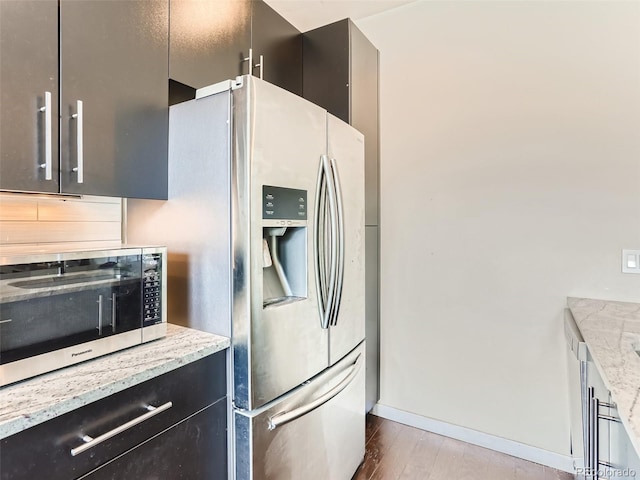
567, 297, 640, 456
0, 323, 229, 440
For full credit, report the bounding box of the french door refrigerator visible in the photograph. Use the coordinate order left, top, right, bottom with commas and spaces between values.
127, 75, 365, 479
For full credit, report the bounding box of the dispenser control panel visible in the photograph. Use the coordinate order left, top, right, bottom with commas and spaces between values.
263, 186, 307, 221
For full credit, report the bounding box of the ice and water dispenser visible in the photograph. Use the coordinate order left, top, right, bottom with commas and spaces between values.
262, 185, 307, 307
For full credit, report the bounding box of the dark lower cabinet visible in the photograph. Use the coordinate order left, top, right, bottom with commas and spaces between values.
0, 351, 227, 480
81, 399, 227, 480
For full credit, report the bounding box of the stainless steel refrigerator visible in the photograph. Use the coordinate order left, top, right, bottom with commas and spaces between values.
127, 75, 365, 479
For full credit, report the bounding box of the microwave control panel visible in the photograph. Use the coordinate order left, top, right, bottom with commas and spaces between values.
143, 253, 162, 325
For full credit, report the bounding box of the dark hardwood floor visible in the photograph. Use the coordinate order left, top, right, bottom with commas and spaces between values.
353, 415, 573, 480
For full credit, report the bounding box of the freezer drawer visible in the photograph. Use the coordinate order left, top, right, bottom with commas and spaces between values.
235, 342, 365, 480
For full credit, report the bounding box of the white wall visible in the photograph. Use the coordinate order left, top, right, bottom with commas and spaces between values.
357, 0, 640, 456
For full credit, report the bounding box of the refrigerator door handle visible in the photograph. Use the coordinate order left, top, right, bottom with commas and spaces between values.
323, 155, 339, 328
268, 354, 363, 430
328, 157, 345, 327
315, 155, 339, 329
314, 159, 327, 324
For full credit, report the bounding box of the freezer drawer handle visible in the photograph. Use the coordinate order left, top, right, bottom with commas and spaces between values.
268, 355, 362, 431
70, 402, 173, 456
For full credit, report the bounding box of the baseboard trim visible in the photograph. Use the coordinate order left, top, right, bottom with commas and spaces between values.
371, 403, 574, 474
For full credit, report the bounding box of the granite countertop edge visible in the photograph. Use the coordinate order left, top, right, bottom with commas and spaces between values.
0, 324, 230, 440
567, 297, 640, 457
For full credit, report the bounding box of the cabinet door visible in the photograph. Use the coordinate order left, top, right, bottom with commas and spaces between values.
251, 0, 302, 96
0, 0, 59, 193
587, 356, 612, 470
80, 397, 228, 480
302, 20, 350, 123
60, 0, 169, 199
0, 352, 225, 480
169, 0, 252, 90
610, 418, 640, 477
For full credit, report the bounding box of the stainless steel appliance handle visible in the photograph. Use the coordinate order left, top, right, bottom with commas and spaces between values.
71, 100, 84, 184
97, 294, 103, 335
314, 162, 325, 318
313, 155, 332, 328
39, 91, 53, 180
322, 155, 339, 329
70, 402, 173, 456
111, 293, 117, 333
313, 160, 327, 328
328, 157, 345, 327
268, 355, 362, 430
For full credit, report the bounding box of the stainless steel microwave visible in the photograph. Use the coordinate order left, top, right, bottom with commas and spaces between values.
0, 246, 167, 386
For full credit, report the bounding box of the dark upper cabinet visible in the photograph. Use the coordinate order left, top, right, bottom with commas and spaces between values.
169, 0, 301, 98
251, 0, 302, 96
0, 1, 60, 193
0, 1, 169, 199
60, 1, 169, 199
303, 19, 379, 225
169, 0, 252, 91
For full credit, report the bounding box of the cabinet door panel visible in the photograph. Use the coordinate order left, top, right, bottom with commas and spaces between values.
60, 0, 168, 199
169, 0, 252, 90
81, 398, 228, 480
251, 0, 302, 96
302, 20, 350, 123
0, 0, 59, 193
0, 352, 225, 480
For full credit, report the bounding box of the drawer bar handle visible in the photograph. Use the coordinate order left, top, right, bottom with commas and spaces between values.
597, 413, 622, 423
70, 401, 173, 457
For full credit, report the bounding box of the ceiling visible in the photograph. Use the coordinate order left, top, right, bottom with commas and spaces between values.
264, 0, 417, 32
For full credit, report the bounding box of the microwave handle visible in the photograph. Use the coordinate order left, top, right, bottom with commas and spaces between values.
97, 295, 103, 335
112, 293, 117, 333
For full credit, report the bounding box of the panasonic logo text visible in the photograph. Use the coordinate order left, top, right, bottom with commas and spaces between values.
71, 349, 93, 358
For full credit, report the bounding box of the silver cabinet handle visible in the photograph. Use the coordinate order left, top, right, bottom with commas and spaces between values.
111, 293, 117, 333
268, 356, 361, 430
70, 402, 173, 456
243, 49, 264, 78
97, 294, 103, 335
256, 54, 264, 79
591, 394, 599, 479
39, 91, 53, 180
243, 48, 253, 76
71, 100, 84, 183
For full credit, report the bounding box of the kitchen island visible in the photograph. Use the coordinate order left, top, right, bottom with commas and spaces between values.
0, 324, 229, 479
568, 297, 640, 468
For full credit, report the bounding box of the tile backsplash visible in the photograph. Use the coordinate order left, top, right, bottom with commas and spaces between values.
0, 193, 122, 247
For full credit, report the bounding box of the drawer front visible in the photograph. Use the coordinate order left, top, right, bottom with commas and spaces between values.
80, 397, 228, 480
1, 350, 226, 480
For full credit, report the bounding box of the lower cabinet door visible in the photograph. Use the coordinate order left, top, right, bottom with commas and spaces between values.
81, 397, 227, 480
